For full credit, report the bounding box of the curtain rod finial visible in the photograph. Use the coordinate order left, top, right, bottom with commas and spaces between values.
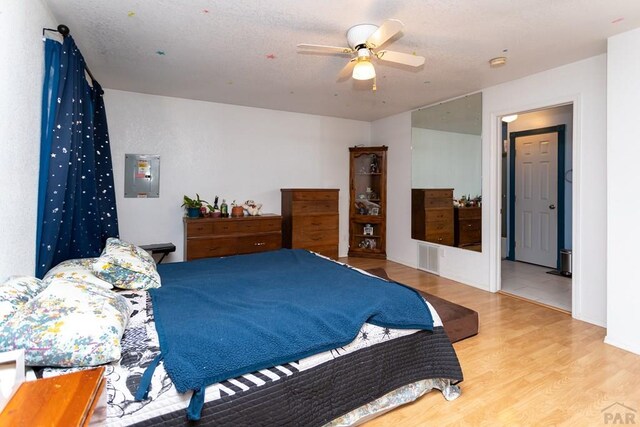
57, 24, 70, 37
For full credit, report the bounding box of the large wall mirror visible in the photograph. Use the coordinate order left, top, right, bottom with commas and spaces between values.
411, 92, 482, 252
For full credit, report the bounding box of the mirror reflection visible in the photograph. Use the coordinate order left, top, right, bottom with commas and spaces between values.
411, 92, 482, 252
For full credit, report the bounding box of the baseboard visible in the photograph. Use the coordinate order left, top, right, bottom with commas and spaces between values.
604, 335, 640, 356
440, 272, 488, 291
386, 256, 417, 270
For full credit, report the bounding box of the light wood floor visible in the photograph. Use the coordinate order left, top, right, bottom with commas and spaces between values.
342, 257, 640, 426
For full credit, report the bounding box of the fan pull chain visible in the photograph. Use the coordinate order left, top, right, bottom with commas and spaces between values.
372, 77, 377, 92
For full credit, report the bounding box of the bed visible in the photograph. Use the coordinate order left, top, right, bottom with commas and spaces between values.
3, 242, 463, 426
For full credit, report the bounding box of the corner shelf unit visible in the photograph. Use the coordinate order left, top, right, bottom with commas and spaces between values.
348, 146, 388, 259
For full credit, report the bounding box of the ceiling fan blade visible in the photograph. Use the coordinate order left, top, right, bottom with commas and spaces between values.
375, 50, 425, 67
366, 19, 404, 49
297, 44, 354, 54
337, 58, 357, 81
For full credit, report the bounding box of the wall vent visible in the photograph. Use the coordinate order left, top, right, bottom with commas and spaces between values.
417, 242, 440, 275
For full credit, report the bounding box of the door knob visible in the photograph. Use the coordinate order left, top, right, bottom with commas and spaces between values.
549, 204, 556, 210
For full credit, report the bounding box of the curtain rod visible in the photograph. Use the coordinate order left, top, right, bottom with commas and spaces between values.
42, 24, 97, 82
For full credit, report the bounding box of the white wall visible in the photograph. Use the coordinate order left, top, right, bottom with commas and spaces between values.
0, 0, 56, 281
411, 128, 482, 199
486, 55, 607, 327
606, 28, 640, 355
104, 90, 370, 261
373, 55, 608, 327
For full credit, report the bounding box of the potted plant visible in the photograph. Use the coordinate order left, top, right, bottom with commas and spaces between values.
231, 200, 244, 217
181, 194, 208, 218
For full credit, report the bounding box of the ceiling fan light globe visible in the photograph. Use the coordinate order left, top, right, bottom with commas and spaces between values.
352, 60, 376, 80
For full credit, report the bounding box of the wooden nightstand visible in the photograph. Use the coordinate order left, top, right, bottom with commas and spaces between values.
0, 367, 106, 426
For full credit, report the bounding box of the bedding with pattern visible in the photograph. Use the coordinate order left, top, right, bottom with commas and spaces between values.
37, 250, 462, 426
44, 289, 461, 426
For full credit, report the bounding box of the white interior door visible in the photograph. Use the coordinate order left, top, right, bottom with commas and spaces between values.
514, 132, 558, 267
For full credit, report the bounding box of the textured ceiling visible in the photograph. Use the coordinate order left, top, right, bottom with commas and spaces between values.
43, 0, 640, 122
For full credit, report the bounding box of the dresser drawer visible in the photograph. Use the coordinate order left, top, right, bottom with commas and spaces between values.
427, 219, 453, 234
234, 233, 282, 255
421, 189, 453, 207
212, 218, 281, 235
426, 230, 454, 246
293, 228, 339, 247
292, 200, 338, 215
458, 219, 481, 232
425, 197, 453, 209
292, 191, 338, 202
186, 232, 281, 260
186, 222, 215, 237
296, 214, 338, 231
458, 229, 481, 245
456, 207, 481, 220
305, 245, 339, 260
426, 208, 453, 223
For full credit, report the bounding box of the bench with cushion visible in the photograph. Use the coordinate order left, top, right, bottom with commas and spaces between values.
366, 268, 479, 343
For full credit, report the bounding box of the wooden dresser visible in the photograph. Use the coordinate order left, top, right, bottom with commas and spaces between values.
411, 188, 454, 246
183, 214, 282, 261
281, 189, 339, 259
454, 206, 481, 248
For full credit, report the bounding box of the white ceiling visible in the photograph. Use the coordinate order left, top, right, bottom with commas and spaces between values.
43, 0, 640, 122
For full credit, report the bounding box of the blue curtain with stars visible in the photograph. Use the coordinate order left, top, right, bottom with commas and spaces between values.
36, 36, 119, 278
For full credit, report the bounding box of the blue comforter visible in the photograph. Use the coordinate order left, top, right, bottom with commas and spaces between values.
136, 249, 433, 419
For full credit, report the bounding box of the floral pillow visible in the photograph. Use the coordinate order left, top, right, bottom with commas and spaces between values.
0, 278, 131, 367
93, 237, 161, 290
0, 276, 47, 327
43, 258, 113, 290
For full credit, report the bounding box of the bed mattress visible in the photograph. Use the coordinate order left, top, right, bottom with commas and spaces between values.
43, 274, 462, 426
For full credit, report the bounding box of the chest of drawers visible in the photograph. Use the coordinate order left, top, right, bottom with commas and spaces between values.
454, 207, 481, 248
183, 214, 282, 261
281, 189, 339, 259
411, 188, 454, 246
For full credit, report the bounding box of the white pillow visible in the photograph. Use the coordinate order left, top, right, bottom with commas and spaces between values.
0, 276, 46, 327
43, 258, 113, 290
0, 279, 131, 367
93, 238, 161, 290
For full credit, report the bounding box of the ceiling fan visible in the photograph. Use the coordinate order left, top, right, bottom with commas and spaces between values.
297, 19, 425, 90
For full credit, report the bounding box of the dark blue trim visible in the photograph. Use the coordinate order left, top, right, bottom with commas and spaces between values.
508, 132, 516, 261
501, 121, 508, 249
556, 125, 566, 269
508, 125, 566, 267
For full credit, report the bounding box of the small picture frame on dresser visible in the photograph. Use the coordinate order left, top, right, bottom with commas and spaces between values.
369, 207, 379, 216
363, 224, 374, 236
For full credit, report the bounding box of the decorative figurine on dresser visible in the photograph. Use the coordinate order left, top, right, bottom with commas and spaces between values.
348, 146, 387, 259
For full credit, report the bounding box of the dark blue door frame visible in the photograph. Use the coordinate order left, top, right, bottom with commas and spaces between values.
507, 125, 566, 269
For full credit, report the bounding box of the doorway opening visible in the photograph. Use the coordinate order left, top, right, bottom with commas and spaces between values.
499, 105, 573, 312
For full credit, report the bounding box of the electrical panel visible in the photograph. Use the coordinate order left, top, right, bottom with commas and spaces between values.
124, 154, 160, 198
